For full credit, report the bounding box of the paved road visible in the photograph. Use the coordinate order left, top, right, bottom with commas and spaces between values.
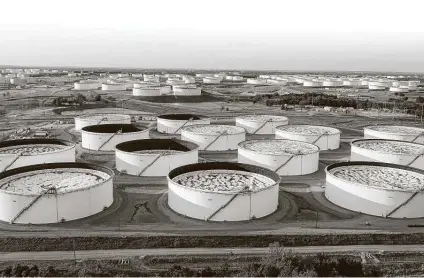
0, 245, 423, 261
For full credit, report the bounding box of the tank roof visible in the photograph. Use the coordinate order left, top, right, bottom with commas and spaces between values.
182, 124, 245, 135
168, 162, 280, 193
351, 139, 424, 155
0, 139, 75, 156
326, 161, 424, 191
276, 125, 341, 135
0, 162, 114, 196
237, 115, 288, 122
82, 124, 145, 133
75, 114, 130, 121
116, 138, 198, 152
157, 113, 204, 121
239, 139, 319, 155
365, 125, 424, 135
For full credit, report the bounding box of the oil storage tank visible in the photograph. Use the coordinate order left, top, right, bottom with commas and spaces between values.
181, 124, 246, 151
364, 126, 424, 144
0, 162, 114, 224
74, 81, 100, 90
101, 83, 127, 91
74, 114, 132, 131
173, 85, 201, 96
167, 162, 280, 221
238, 139, 319, 175
81, 124, 149, 151
350, 139, 424, 170
156, 114, 211, 134
236, 115, 288, 134
0, 139, 75, 172
275, 125, 341, 150
115, 138, 199, 176
132, 85, 161, 96
325, 161, 424, 218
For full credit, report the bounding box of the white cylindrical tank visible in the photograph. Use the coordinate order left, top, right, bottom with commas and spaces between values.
101, 83, 127, 91
167, 162, 281, 221
74, 82, 100, 90
247, 79, 267, 85
81, 124, 149, 151
166, 79, 185, 86
203, 77, 221, 84
303, 80, 323, 88
364, 126, 424, 144
235, 115, 288, 134
132, 86, 161, 96
144, 76, 160, 83
343, 80, 361, 87
0, 139, 76, 172
181, 125, 246, 151
325, 161, 424, 218
389, 87, 409, 93
322, 80, 343, 87
74, 114, 132, 131
172, 85, 201, 96
238, 139, 319, 175
275, 125, 341, 150
115, 138, 199, 176
156, 114, 211, 134
0, 162, 114, 224
350, 139, 424, 170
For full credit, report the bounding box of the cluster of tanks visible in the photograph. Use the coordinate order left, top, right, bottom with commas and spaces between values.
325, 125, 424, 218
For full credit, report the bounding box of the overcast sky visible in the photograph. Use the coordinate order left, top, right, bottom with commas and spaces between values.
1, 0, 423, 72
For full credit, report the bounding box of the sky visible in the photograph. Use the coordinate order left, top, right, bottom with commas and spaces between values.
1, 0, 424, 72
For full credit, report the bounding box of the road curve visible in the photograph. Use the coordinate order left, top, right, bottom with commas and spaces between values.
0, 245, 423, 261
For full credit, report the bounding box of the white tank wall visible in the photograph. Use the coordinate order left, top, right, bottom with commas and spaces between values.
389, 87, 409, 93
116, 149, 198, 176
303, 81, 322, 87
364, 128, 424, 144
82, 130, 149, 151
101, 83, 127, 91
203, 77, 221, 84
167, 179, 279, 221
368, 85, 386, 90
157, 118, 211, 134
173, 87, 201, 96
0, 146, 75, 172
275, 131, 340, 150
160, 86, 172, 95
181, 131, 245, 151
0, 177, 113, 224
325, 173, 424, 218
74, 115, 132, 131
238, 148, 319, 175
132, 87, 161, 96
236, 118, 288, 134
247, 79, 267, 85
350, 145, 424, 170
74, 83, 100, 90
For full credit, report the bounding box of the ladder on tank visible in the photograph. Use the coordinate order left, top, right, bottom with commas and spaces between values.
97, 129, 122, 151
251, 119, 272, 134
204, 131, 227, 151
95, 117, 108, 126
173, 117, 194, 134
411, 132, 424, 143
1, 152, 23, 172
206, 186, 250, 221
407, 151, 424, 167
273, 153, 301, 174
10, 187, 57, 224
385, 190, 421, 218
311, 131, 329, 145
138, 153, 163, 176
